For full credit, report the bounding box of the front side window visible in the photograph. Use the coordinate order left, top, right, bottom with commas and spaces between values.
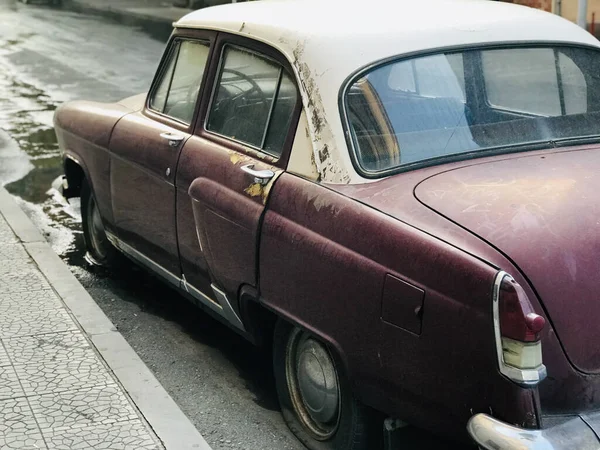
345, 45, 600, 174
149, 39, 211, 125
206, 45, 298, 157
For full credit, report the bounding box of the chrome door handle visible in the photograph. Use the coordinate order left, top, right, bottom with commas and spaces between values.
241, 164, 275, 186
160, 132, 185, 147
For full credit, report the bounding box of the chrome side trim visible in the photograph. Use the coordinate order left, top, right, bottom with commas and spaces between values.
183, 278, 225, 315
106, 232, 245, 332
468, 413, 600, 450
107, 233, 180, 288
492, 271, 547, 387
211, 284, 245, 332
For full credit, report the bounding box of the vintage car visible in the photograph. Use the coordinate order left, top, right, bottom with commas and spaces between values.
53, 0, 600, 448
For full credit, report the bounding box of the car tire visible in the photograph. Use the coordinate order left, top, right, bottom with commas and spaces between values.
273, 319, 382, 450
81, 178, 119, 267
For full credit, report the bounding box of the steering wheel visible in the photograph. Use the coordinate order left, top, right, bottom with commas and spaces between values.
214, 68, 272, 143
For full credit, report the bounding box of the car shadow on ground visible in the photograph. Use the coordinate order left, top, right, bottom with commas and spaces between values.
63, 232, 469, 450
65, 234, 280, 412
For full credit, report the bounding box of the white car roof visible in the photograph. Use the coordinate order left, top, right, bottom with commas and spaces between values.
176, 0, 600, 184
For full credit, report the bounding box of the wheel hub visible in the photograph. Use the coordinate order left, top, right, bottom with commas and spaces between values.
286, 330, 341, 440
296, 339, 339, 424
88, 197, 108, 260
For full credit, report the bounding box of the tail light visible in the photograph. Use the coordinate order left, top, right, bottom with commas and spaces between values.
493, 272, 547, 386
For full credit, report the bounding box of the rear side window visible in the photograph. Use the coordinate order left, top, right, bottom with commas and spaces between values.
206, 45, 298, 157
149, 39, 211, 124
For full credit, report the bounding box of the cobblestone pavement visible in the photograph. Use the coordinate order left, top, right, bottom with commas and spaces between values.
0, 214, 164, 450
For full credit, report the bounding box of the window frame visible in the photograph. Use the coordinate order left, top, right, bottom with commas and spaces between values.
339, 41, 600, 180
144, 29, 216, 133
196, 33, 303, 168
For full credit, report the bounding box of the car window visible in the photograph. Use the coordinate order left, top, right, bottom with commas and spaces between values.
149, 39, 210, 125
388, 54, 465, 101
483, 48, 561, 116
206, 45, 298, 158
345, 45, 600, 175
559, 53, 587, 115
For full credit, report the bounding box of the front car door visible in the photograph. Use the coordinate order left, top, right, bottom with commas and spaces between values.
109, 32, 214, 281
176, 34, 301, 324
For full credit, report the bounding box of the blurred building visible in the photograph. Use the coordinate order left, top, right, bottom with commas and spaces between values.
503, 0, 598, 34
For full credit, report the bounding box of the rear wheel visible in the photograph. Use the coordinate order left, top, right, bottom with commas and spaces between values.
273, 319, 382, 450
81, 178, 118, 267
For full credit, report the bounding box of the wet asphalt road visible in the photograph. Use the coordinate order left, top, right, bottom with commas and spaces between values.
0, 2, 304, 449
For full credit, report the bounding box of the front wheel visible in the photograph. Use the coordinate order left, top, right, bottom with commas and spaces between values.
81, 178, 118, 267
273, 319, 382, 450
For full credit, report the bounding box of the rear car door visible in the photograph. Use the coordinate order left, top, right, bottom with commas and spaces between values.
176, 35, 301, 316
109, 33, 213, 280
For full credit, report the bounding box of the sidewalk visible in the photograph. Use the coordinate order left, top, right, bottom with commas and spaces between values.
0, 188, 210, 450
62, 0, 193, 38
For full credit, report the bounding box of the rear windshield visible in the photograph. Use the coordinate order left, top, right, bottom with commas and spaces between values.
344, 45, 600, 174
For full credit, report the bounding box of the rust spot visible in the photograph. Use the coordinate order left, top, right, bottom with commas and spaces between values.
292, 41, 350, 184
244, 183, 263, 198
318, 145, 330, 164
230, 153, 244, 165
260, 171, 282, 205
293, 43, 327, 137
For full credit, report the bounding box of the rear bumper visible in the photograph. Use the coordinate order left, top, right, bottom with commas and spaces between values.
468, 413, 600, 449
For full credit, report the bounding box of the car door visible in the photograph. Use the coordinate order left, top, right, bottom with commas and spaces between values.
176, 35, 301, 315
110, 32, 214, 281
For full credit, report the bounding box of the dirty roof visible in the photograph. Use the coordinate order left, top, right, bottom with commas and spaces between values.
176, 0, 600, 184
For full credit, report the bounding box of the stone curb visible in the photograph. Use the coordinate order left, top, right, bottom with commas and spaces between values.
0, 186, 212, 450
61, 0, 191, 41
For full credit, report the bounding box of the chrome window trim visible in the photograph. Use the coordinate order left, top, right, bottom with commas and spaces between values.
259, 66, 284, 150
492, 271, 547, 387
106, 232, 245, 332
203, 43, 286, 160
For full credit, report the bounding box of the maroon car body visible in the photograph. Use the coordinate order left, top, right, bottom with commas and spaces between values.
53, 1, 600, 449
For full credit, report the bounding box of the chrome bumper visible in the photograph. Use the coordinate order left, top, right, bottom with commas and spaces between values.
468, 413, 600, 449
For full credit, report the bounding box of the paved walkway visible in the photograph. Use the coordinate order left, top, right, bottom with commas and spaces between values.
0, 188, 211, 449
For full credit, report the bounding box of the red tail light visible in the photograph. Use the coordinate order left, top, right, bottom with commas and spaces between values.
493, 272, 547, 386
499, 277, 546, 342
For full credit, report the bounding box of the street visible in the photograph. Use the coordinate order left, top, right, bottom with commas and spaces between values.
0, 1, 304, 449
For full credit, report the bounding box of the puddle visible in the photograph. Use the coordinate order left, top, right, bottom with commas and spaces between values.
0, 10, 163, 264
0, 46, 77, 258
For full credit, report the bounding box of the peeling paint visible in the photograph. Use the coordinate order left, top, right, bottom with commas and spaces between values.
292, 40, 350, 184
318, 144, 330, 165
230, 153, 243, 165
244, 183, 263, 198
260, 171, 282, 205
